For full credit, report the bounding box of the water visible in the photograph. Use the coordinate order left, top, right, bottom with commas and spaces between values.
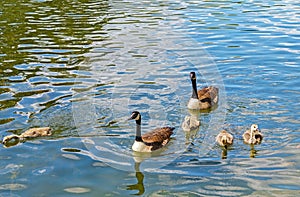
1, 0, 299, 196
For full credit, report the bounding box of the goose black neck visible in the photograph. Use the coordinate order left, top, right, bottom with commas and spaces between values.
135, 136, 143, 142
135, 118, 143, 142
191, 79, 198, 99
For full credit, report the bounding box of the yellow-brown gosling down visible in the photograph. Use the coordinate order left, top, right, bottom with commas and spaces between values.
19, 127, 52, 138
128, 111, 174, 152
187, 72, 219, 110
216, 130, 234, 148
2, 127, 52, 147
243, 124, 263, 145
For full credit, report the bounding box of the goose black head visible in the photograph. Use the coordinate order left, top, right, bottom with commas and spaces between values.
129, 111, 141, 121
190, 72, 196, 81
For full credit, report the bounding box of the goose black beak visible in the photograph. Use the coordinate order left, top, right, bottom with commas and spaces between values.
128, 115, 134, 120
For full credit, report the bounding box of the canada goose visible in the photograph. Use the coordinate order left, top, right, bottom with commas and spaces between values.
128, 111, 174, 152
243, 124, 263, 145
187, 72, 219, 110
216, 130, 234, 148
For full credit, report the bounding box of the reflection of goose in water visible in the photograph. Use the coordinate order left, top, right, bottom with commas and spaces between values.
248, 144, 260, 158
187, 72, 219, 110
243, 124, 263, 145
126, 162, 145, 195
126, 151, 156, 195
220, 148, 229, 159
128, 111, 174, 152
181, 109, 200, 143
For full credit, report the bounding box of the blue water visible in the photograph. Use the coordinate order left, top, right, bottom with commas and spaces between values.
0, 0, 299, 196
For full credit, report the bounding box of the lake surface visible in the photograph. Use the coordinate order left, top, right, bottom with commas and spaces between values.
1, 0, 299, 196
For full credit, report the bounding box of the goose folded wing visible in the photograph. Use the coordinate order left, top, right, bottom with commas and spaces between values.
198, 87, 218, 101
142, 127, 174, 143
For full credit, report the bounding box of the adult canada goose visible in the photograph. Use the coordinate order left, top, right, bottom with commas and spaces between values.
243, 124, 263, 145
216, 130, 234, 148
188, 72, 219, 110
128, 111, 175, 152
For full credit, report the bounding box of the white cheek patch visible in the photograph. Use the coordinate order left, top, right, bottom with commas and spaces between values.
135, 114, 140, 120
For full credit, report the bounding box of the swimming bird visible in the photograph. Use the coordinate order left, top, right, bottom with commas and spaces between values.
187, 72, 219, 110
2, 127, 52, 148
216, 130, 234, 148
19, 127, 52, 138
128, 111, 174, 152
181, 109, 200, 132
243, 124, 263, 145
181, 109, 200, 144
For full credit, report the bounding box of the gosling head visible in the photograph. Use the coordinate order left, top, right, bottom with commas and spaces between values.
190, 72, 196, 81
221, 135, 228, 144
2, 135, 21, 147
250, 124, 260, 133
220, 130, 232, 144
2, 135, 19, 144
128, 111, 141, 121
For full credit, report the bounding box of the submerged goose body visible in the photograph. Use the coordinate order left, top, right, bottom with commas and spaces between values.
243, 124, 263, 145
216, 130, 234, 148
129, 111, 174, 152
188, 72, 219, 110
